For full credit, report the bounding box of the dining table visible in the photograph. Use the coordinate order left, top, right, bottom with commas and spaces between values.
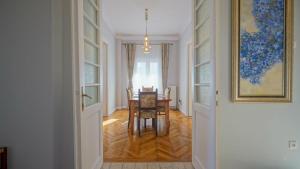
128, 95, 172, 135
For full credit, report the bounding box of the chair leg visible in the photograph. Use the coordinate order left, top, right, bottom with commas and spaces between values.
155, 113, 158, 136
155, 119, 158, 136
128, 110, 131, 129
144, 119, 146, 128
152, 119, 154, 127
138, 114, 141, 136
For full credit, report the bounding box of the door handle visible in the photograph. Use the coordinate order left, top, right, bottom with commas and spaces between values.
81, 93, 93, 111
82, 94, 93, 99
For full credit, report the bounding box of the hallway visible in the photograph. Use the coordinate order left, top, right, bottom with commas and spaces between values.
103, 110, 192, 162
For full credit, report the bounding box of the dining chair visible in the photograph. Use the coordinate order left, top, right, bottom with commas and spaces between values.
158, 87, 171, 115
138, 89, 158, 136
142, 86, 154, 92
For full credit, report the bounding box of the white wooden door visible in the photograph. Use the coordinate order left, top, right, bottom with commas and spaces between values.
192, 0, 216, 169
77, 0, 103, 168
188, 42, 193, 117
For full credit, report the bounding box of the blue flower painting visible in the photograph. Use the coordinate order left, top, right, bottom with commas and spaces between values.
239, 0, 285, 96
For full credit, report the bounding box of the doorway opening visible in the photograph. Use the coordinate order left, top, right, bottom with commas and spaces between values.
71, 0, 217, 168
101, 0, 193, 163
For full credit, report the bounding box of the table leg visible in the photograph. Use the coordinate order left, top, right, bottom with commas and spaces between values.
129, 101, 135, 134
164, 101, 170, 134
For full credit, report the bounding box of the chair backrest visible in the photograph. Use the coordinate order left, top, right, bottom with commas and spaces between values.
164, 87, 171, 99
138, 89, 158, 111
142, 86, 154, 92
126, 88, 133, 106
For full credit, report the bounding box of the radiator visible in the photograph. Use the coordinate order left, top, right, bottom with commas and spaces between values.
169, 86, 177, 109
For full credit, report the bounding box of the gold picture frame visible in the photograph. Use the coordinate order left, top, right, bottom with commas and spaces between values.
232, 0, 293, 102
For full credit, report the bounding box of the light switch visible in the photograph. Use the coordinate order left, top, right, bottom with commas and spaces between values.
288, 140, 298, 150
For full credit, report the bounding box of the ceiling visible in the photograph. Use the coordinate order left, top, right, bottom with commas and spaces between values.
102, 0, 192, 36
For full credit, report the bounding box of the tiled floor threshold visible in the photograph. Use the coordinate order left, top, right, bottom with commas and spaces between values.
101, 162, 194, 169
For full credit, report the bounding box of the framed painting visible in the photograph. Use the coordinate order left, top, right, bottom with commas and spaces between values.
232, 0, 293, 102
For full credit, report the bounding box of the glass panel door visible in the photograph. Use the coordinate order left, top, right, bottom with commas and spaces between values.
77, 0, 103, 168
82, 0, 102, 109
192, 0, 216, 168
194, 0, 212, 106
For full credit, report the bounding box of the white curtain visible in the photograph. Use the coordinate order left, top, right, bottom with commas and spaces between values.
132, 45, 163, 93
161, 43, 170, 90
124, 43, 136, 88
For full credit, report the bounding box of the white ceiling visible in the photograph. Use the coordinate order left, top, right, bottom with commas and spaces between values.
102, 0, 192, 36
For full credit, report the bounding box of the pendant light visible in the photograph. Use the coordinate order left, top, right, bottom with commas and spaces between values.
143, 9, 151, 54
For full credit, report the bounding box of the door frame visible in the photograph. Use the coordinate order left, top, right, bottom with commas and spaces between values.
70, 0, 83, 168
187, 40, 193, 117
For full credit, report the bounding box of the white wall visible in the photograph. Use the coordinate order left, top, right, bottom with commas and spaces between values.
102, 21, 117, 115
217, 0, 300, 168
178, 24, 192, 115
0, 0, 73, 169
167, 41, 180, 87
116, 40, 179, 108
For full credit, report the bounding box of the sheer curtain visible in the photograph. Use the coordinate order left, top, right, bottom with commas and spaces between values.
132, 45, 163, 93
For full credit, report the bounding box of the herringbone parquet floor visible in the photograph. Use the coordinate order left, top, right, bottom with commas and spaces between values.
103, 110, 192, 162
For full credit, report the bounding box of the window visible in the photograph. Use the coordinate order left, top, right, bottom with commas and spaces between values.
132, 45, 163, 93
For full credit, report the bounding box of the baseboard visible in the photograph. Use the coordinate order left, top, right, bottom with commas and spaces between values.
115, 106, 128, 110
91, 157, 101, 169
178, 108, 188, 116
108, 107, 118, 115
193, 157, 206, 169
103, 107, 127, 117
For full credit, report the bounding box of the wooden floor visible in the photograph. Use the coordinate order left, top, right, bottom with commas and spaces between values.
101, 162, 194, 169
103, 110, 192, 162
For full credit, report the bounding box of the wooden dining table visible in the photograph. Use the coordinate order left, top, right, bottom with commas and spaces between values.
128, 96, 172, 135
